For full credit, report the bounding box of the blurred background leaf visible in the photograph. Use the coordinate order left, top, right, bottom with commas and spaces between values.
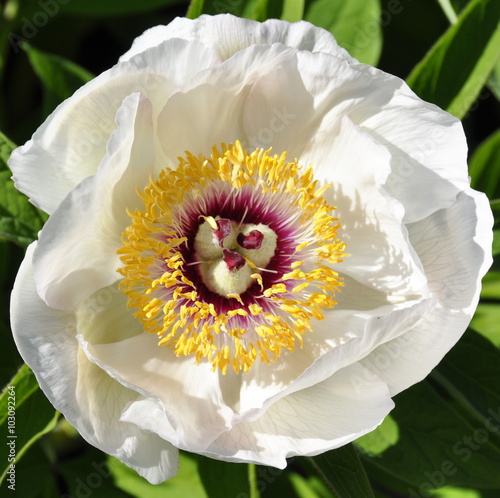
304, 0, 382, 65
21, 43, 94, 118
407, 0, 500, 119
0, 365, 59, 488
0, 132, 46, 246
304, 444, 375, 498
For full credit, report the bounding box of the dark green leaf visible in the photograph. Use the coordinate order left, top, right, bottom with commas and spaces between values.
22, 43, 94, 118
362, 378, 500, 490
469, 129, 500, 200
407, 0, 500, 119
304, 0, 382, 65
434, 330, 500, 436
471, 303, 500, 347
0, 442, 59, 497
306, 444, 375, 498
193, 453, 253, 498
0, 132, 16, 168
0, 364, 59, 485
451, 0, 474, 13
0, 132, 46, 245
0, 364, 38, 427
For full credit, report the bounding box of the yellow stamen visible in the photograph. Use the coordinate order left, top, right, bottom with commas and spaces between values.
118, 142, 346, 374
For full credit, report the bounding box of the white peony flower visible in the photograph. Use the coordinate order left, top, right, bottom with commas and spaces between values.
9, 14, 492, 484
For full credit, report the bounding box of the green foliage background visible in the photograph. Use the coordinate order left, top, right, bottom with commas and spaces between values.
0, 0, 499, 497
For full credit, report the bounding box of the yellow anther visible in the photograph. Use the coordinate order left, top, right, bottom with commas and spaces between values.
117, 141, 346, 375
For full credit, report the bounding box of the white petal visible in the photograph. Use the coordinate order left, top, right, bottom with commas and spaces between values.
80, 332, 235, 452
360, 189, 493, 394
306, 116, 428, 297
9, 38, 220, 214
121, 14, 354, 63
10, 244, 179, 484
157, 43, 299, 162
33, 93, 154, 310
295, 50, 467, 222
237, 294, 432, 419
203, 363, 393, 467
76, 282, 144, 345
241, 56, 316, 159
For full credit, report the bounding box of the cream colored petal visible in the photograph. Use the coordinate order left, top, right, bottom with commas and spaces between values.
296, 50, 468, 223
33, 93, 153, 310
79, 332, 235, 452
11, 244, 179, 484
203, 363, 393, 467
121, 14, 354, 63
157, 43, 298, 163
361, 189, 493, 394
9, 38, 219, 214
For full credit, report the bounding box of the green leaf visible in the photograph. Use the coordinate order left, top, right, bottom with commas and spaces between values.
21, 43, 94, 118
480, 271, 500, 300
306, 444, 375, 498
471, 303, 500, 347
433, 330, 500, 434
451, 0, 474, 13
0, 440, 60, 497
304, 0, 382, 66
355, 415, 399, 457
0, 131, 15, 167
488, 61, 500, 101
0, 132, 46, 246
437, 0, 474, 23
431, 486, 483, 498
287, 472, 325, 498
437, 0, 460, 23
193, 454, 253, 498
281, 0, 305, 22
362, 378, 500, 490
0, 364, 38, 427
187, 0, 205, 19
407, 0, 500, 119
108, 451, 209, 497
0, 364, 60, 485
469, 129, 500, 200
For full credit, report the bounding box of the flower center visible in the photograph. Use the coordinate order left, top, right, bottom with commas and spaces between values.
195, 217, 277, 299
118, 142, 347, 374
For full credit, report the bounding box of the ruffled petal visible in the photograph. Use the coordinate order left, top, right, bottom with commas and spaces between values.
203, 363, 393, 467
79, 332, 235, 452
360, 189, 493, 394
121, 14, 354, 63
33, 93, 154, 310
306, 116, 428, 297
236, 294, 433, 418
9, 38, 220, 214
295, 50, 468, 223
157, 43, 300, 163
10, 244, 179, 484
